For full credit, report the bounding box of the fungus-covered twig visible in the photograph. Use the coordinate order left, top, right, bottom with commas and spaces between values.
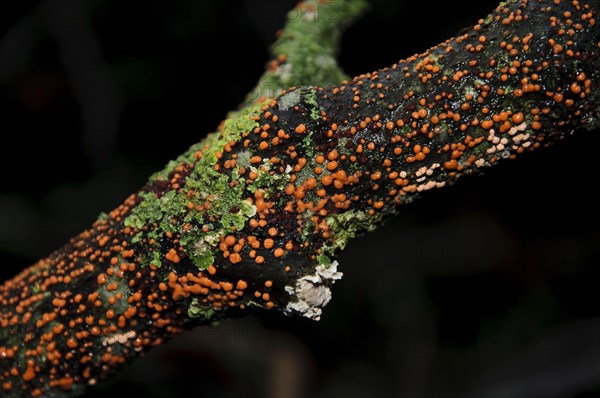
1, 0, 599, 396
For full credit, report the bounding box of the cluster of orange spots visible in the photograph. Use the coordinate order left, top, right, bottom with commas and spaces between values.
239, 0, 594, 240
0, 190, 194, 396
295, 124, 307, 134
165, 248, 181, 263
452, 70, 469, 82
227, 0, 598, 247
166, 271, 262, 309
253, 189, 274, 214
405, 144, 431, 163
219, 234, 247, 264
250, 280, 275, 309
414, 56, 442, 83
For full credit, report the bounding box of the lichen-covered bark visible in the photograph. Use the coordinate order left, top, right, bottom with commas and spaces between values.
1, 0, 599, 396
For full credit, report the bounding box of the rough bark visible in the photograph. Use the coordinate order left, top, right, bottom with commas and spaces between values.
1, 0, 599, 396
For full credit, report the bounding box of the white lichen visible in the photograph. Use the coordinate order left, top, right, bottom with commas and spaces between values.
278, 89, 301, 111
236, 150, 252, 169
284, 261, 343, 321
194, 231, 219, 255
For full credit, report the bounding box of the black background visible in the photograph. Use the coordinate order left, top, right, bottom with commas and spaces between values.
1, 0, 600, 397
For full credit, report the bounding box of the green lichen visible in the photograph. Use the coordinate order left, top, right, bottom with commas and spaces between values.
123, 192, 165, 230
299, 212, 318, 241
304, 87, 322, 121
120, 0, 370, 273
179, 102, 265, 268
317, 253, 332, 267
96, 212, 109, 223
148, 96, 264, 185
224, 103, 263, 141
151, 251, 162, 268
301, 130, 316, 160
323, 209, 386, 255
247, 159, 291, 197
124, 190, 187, 238
484, 0, 513, 24
235, 150, 252, 169
188, 298, 216, 321
273, 0, 368, 88
243, 0, 368, 108
189, 251, 214, 270
125, 101, 265, 270
186, 168, 254, 233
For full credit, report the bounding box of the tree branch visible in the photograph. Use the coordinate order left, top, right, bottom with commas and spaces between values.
1, 0, 598, 396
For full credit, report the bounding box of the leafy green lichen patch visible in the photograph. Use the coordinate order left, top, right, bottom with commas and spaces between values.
247, 158, 291, 198
124, 191, 178, 231
303, 87, 322, 121
323, 209, 385, 255
188, 298, 216, 321
125, 101, 265, 270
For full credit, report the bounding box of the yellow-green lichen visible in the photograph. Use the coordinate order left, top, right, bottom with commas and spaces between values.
188, 298, 217, 321
247, 159, 291, 198
242, 0, 368, 108
323, 209, 386, 255
304, 87, 322, 121
273, 0, 368, 88
125, 101, 266, 270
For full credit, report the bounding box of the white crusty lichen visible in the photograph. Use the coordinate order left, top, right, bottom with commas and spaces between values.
278, 89, 301, 111
284, 260, 343, 321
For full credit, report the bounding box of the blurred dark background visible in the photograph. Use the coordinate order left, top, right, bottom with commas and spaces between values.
1, 0, 600, 397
